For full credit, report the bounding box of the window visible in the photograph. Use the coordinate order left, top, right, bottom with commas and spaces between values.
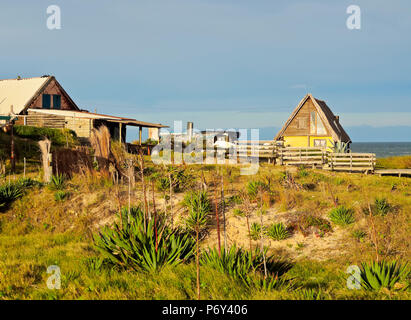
310, 111, 327, 135
314, 139, 327, 147
42, 94, 51, 109
316, 113, 326, 134
310, 111, 316, 134
53, 95, 61, 109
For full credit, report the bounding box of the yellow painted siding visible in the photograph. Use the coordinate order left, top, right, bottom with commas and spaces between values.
283, 136, 309, 147
284, 135, 334, 150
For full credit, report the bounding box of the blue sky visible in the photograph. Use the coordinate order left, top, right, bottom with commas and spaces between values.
1, 0, 411, 141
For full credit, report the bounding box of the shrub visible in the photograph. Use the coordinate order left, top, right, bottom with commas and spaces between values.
250, 222, 262, 240
351, 229, 367, 241
169, 167, 195, 192
267, 222, 290, 241
54, 190, 69, 202
14, 125, 77, 146
374, 198, 391, 216
156, 177, 170, 192
359, 260, 409, 291
329, 206, 355, 226
297, 167, 309, 178
290, 214, 332, 236
94, 206, 195, 273
227, 195, 242, 206
233, 208, 245, 217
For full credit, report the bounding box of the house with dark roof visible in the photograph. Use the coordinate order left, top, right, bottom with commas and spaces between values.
0, 75, 167, 143
274, 94, 351, 149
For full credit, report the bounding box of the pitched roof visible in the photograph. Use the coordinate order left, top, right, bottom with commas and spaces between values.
0, 76, 50, 115
274, 94, 351, 143
0, 76, 80, 115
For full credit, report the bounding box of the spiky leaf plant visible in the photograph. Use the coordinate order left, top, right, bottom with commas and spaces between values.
331, 140, 349, 153
360, 260, 409, 291
0, 183, 23, 210
48, 174, 66, 191
201, 245, 293, 287
329, 205, 355, 226
246, 181, 268, 199
250, 222, 263, 240
267, 222, 290, 241
94, 206, 195, 273
374, 197, 391, 216
183, 191, 211, 233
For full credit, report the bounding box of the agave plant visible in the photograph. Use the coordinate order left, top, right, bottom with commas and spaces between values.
49, 174, 66, 191
329, 205, 355, 226
246, 181, 268, 199
330, 140, 349, 153
201, 245, 293, 287
359, 260, 409, 291
94, 206, 195, 273
0, 183, 23, 210
267, 222, 290, 241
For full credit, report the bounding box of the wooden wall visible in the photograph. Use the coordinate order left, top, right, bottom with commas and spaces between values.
283, 98, 330, 137
24, 111, 93, 138
26, 78, 77, 111
65, 117, 92, 138
26, 111, 65, 128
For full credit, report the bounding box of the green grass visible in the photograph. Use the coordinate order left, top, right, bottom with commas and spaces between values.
0, 155, 410, 300
377, 156, 411, 169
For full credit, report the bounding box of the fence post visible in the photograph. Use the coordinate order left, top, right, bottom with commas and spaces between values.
350, 153, 353, 172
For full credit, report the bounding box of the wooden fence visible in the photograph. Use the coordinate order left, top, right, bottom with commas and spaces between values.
235, 140, 277, 161
276, 147, 376, 172
327, 152, 376, 172
277, 147, 327, 166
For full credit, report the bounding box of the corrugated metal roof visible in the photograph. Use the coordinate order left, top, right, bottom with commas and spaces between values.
0, 77, 50, 115
28, 108, 168, 128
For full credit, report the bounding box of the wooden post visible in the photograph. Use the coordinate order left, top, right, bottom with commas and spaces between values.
350, 153, 353, 172
139, 126, 142, 145
119, 123, 122, 143
10, 123, 15, 173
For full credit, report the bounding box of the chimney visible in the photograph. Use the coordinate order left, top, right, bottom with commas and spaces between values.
187, 122, 193, 142
335, 115, 339, 123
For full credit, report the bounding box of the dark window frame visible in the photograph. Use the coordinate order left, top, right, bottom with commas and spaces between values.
53, 94, 61, 109
42, 94, 51, 109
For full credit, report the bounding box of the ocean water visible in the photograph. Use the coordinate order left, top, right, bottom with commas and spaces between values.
350, 142, 411, 158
